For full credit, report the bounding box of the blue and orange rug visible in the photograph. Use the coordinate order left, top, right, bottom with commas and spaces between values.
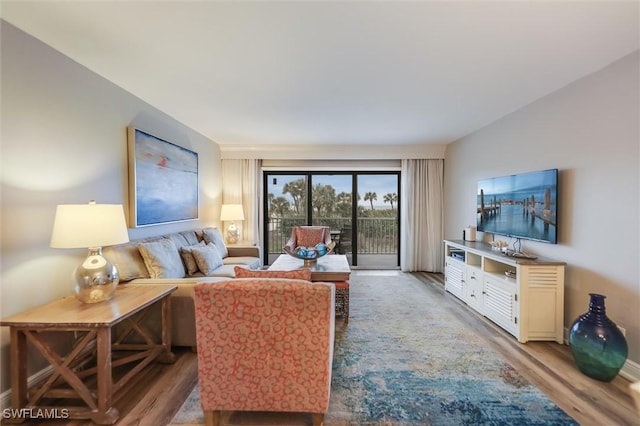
171, 271, 577, 425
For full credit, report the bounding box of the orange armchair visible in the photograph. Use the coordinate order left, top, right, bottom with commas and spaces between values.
283, 226, 334, 257
194, 278, 335, 426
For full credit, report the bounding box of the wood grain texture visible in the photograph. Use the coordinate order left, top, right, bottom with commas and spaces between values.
27, 349, 197, 426
1, 285, 177, 327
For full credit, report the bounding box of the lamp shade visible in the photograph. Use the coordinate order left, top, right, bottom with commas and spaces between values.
51, 203, 129, 248
220, 204, 245, 221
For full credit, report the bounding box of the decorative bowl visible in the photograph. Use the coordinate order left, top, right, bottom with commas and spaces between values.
285, 243, 334, 266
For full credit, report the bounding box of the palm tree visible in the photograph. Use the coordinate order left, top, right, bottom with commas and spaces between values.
312, 183, 336, 215
383, 192, 398, 210
270, 196, 290, 217
334, 192, 351, 218
337, 191, 352, 204
364, 191, 377, 210
282, 178, 306, 214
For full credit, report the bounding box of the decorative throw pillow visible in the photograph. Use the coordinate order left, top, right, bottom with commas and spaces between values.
192, 243, 224, 275
137, 239, 185, 279
180, 230, 200, 246
180, 241, 206, 275
165, 232, 191, 251
103, 242, 150, 282
234, 266, 312, 281
202, 227, 228, 259
295, 227, 325, 248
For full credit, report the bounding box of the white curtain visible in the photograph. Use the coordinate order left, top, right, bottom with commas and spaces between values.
221, 159, 262, 243
400, 159, 444, 272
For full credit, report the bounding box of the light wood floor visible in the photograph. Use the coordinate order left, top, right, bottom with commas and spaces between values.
29, 273, 638, 425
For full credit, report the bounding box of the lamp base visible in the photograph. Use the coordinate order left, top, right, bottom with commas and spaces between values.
226, 223, 240, 244
73, 247, 119, 303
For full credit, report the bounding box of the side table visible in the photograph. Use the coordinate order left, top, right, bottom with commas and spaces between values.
0, 284, 176, 425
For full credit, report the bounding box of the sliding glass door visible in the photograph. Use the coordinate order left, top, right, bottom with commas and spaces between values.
356, 174, 400, 268
264, 171, 400, 268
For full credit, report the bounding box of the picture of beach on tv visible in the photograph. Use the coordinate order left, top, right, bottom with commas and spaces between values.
477, 168, 558, 244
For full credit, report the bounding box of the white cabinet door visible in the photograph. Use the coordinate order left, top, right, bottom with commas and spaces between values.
445, 258, 464, 300
483, 275, 518, 338
519, 265, 565, 343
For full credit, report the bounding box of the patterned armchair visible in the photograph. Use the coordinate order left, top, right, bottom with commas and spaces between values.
194, 278, 336, 426
283, 226, 333, 256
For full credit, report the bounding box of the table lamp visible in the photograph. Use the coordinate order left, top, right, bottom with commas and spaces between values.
50, 201, 129, 303
220, 204, 245, 244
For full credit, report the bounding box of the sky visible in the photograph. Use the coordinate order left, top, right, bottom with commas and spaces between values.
477, 169, 557, 196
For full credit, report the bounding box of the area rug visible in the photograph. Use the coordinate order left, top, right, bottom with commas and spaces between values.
171, 271, 577, 426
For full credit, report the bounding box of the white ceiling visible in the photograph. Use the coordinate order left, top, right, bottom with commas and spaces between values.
2, 1, 638, 148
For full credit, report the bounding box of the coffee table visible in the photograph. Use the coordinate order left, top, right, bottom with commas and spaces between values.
269, 254, 351, 320
269, 254, 350, 281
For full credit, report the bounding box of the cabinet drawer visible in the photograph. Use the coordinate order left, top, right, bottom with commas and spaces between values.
464, 266, 484, 312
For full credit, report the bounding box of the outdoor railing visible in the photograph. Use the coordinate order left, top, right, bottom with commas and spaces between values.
267, 217, 398, 254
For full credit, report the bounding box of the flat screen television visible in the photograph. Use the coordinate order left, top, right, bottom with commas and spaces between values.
477, 168, 558, 244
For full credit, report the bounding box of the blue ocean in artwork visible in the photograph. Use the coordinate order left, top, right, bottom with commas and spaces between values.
134, 130, 198, 226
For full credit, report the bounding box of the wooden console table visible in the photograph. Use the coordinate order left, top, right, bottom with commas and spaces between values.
1, 284, 177, 424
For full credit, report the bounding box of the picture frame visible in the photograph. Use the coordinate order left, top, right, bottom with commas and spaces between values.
127, 126, 199, 227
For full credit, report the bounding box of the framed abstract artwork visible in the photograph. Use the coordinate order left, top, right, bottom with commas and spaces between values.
127, 127, 198, 227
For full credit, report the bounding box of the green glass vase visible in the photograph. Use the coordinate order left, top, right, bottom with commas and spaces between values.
568, 293, 628, 382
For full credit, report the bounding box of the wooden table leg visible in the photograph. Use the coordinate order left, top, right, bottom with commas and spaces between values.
158, 295, 176, 364
92, 326, 118, 425
5, 328, 27, 424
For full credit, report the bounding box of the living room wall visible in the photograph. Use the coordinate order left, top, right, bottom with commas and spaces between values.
444, 51, 640, 374
0, 22, 222, 393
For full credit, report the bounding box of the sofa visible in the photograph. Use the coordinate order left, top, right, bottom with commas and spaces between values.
194, 277, 335, 426
104, 227, 261, 347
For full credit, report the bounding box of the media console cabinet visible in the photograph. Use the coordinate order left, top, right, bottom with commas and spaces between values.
444, 240, 566, 343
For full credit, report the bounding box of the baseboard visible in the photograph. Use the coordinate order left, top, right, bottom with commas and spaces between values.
621, 359, 640, 383
563, 326, 639, 382
0, 365, 53, 409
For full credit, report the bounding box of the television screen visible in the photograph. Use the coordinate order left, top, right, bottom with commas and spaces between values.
477, 169, 558, 244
